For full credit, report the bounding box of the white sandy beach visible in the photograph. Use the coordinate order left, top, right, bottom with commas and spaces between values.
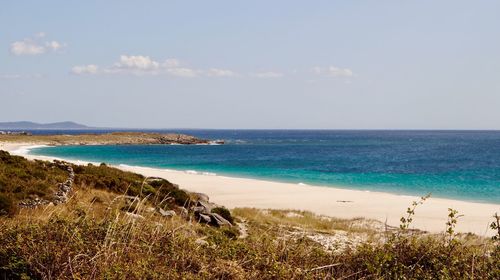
1, 142, 499, 235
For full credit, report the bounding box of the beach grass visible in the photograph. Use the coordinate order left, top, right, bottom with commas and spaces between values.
0, 150, 499, 279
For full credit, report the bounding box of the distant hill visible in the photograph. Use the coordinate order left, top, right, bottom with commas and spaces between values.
0, 121, 90, 130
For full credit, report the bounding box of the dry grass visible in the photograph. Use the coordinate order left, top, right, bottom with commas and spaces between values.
0, 152, 499, 279
1, 186, 499, 279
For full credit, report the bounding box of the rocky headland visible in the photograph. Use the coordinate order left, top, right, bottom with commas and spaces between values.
0, 131, 222, 146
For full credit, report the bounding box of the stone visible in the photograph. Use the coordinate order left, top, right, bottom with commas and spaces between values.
197, 200, 216, 213
158, 209, 177, 218
198, 213, 212, 223
209, 213, 233, 227
192, 206, 207, 214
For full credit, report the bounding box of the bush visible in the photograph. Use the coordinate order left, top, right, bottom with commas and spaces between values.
0, 151, 67, 205
0, 194, 16, 216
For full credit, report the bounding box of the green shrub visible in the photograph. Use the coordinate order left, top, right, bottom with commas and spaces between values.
0, 194, 16, 216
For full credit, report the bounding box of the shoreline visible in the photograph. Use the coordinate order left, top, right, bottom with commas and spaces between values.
1, 142, 499, 235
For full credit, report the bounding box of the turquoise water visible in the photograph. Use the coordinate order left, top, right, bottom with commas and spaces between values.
29, 130, 500, 204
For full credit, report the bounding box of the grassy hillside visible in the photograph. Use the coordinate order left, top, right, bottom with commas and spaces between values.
0, 151, 499, 279
0, 150, 189, 216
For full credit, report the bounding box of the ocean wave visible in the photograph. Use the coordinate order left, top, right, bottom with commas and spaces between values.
12, 145, 50, 156
184, 170, 217, 176
117, 164, 217, 176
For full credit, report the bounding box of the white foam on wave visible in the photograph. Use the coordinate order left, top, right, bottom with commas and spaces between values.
184, 170, 217, 176
298, 182, 308, 186
118, 164, 175, 172
11, 145, 50, 156
118, 164, 217, 176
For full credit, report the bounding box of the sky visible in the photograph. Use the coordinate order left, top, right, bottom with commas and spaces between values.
1, 1, 499, 129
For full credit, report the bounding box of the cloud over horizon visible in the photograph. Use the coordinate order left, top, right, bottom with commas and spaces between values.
313, 66, 354, 78
71, 55, 236, 78
251, 71, 285, 78
10, 33, 65, 56
70, 57, 355, 81
71, 65, 99, 75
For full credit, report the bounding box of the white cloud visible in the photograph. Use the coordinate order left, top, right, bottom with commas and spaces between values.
10, 40, 45, 55
71, 65, 99, 75
115, 55, 160, 71
163, 58, 180, 68
0, 73, 44, 79
167, 67, 199, 78
0, 74, 22, 79
10, 33, 65, 56
205, 68, 236, 77
72, 55, 241, 78
251, 71, 284, 78
46, 41, 63, 51
313, 66, 354, 77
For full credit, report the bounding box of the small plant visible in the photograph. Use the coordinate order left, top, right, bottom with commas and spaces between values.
491, 212, 500, 241
445, 208, 462, 241
399, 193, 430, 232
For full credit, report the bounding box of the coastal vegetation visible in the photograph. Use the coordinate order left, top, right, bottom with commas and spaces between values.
0, 151, 499, 279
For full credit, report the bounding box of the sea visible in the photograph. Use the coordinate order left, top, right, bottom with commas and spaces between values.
25, 129, 500, 204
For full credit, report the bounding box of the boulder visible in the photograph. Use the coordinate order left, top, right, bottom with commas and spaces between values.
198, 213, 212, 223
209, 213, 233, 227
196, 200, 216, 213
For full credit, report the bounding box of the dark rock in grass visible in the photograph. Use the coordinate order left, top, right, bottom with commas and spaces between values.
197, 200, 216, 212
209, 213, 233, 227
211, 207, 234, 224
198, 213, 212, 223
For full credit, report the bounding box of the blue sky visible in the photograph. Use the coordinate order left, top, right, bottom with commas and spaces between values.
1, 1, 499, 129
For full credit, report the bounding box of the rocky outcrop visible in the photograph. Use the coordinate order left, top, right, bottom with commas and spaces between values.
152, 191, 233, 227
191, 194, 233, 227
0, 132, 221, 146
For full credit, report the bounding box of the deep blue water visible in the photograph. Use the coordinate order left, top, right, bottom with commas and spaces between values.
28, 130, 500, 204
